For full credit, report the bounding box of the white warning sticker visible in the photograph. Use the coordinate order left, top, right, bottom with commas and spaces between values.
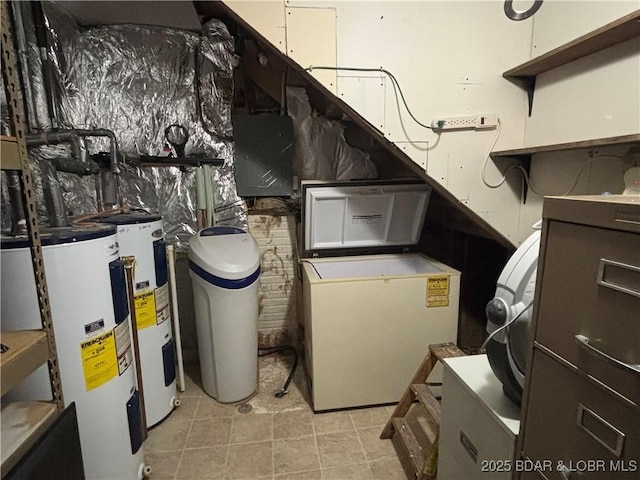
155, 283, 171, 325
114, 321, 133, 375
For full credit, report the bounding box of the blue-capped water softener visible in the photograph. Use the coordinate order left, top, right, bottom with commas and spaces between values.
188, 227, 261, 403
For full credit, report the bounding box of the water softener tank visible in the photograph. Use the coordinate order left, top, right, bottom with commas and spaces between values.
98, 213, 177, 427
0, 226, 148, 480
188, 227, 260, 403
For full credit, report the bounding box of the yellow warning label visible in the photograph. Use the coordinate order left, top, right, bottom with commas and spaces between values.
426, 275, 450, 307
81, 330, 118, 391
134, 290, 156, 330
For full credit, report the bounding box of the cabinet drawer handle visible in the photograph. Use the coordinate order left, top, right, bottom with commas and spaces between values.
576, 404, 625, 457
574, 335, 640, 374
459, 430, 477, 463
597, 258, 640, 298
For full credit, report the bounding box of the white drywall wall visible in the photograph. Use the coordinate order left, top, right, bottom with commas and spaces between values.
224, 0, 639, 245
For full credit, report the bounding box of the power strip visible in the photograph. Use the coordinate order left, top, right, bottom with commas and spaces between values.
431, 113, 498, 131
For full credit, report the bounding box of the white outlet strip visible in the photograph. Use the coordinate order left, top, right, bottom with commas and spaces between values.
431, 113, 498, 131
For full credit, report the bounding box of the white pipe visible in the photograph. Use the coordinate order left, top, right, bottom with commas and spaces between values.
209, 165, 218, 225
195, 166, 206, 229
203, 165, 214, 227
167, 244, 185, 392
195, 166, 206, 210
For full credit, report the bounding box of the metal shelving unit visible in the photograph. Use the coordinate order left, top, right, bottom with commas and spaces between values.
1, 2, 64, 477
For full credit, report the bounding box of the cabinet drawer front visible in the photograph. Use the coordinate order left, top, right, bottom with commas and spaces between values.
536, 221, 640, 404
522, 350, 639, 480
439, 367, 517, 480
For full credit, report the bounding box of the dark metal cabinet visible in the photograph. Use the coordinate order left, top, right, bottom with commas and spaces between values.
518, 195, 640, 480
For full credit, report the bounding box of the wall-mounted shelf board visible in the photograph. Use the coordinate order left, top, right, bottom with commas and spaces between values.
1, 401, 59, 477
503, 10, 640, 115
491, 133, 640, 162
1, 136, 21, 170
0, 330, 51, 396
504, 10, 640, 78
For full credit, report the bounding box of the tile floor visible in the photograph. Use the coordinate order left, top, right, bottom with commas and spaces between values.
145, 354, 438, 480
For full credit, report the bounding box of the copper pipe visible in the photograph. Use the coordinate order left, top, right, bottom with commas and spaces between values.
123, 256, 148, 439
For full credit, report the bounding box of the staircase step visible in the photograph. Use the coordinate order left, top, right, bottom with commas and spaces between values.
411, 383, 442, 425
392, 417, 425, 475
430, 342, 466, 362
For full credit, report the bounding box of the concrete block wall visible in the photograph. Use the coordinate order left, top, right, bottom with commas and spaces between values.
247, 214, 299, 348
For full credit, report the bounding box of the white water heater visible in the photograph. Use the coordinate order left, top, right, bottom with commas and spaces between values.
0, 226, 148, 480
98, 213, 177, 427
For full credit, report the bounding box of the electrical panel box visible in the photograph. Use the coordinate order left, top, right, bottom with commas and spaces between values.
233, 114, 294, 197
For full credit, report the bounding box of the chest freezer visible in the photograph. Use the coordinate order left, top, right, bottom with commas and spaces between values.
300, 181, 461, 411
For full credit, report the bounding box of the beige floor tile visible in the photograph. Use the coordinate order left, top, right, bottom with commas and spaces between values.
161, 395, 199, 424
313, 410, 354, 435
226, 441, 274, 479
349, 407, 390, 429
369, 457, 413, 480
358, 427, 404, 461
230, 412, 273, 443
322, 463, 373, 479
250, 380, 312, 414
186, 417, 232, 448
273, 409, 315, 439
196, 395, 237, 419
273, 436, 320, 475
275, 470, 322, 480
146, 420, 192, 453
316, 431, 366, 469
175, 446, 227, 480
145, 451, 182, 480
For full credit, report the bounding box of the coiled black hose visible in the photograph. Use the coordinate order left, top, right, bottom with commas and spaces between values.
258, 345, 298, 398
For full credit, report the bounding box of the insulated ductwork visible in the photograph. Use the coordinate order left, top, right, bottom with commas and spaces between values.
2, 2, 242, 247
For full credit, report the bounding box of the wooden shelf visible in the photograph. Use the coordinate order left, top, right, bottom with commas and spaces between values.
491, 133, 640, 161
1, 401, 59, 477
503, 10, 640, 115
504, 10, 640, 78
1, 135, 21, 170
0, 330, 50, 397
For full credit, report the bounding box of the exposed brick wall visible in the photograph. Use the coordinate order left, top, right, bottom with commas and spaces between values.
247, 214, 299, 348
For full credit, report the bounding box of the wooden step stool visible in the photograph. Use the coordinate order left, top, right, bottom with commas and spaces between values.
380, 342, 465, 480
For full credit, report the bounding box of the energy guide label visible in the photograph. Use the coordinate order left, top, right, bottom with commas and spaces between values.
426, 275, 450, 307
81, 330, 118, 391
155, 283, 171, 325
114, 321, 133, 375
134, 290, 156, 330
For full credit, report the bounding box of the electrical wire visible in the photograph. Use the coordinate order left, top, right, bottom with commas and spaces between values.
518, 154, 625, 197
481, 118, 520, 188
481, 301, 533, 352
304, 65, 435, 130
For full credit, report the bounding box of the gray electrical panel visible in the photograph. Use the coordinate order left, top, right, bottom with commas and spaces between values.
232, 114, 294, 197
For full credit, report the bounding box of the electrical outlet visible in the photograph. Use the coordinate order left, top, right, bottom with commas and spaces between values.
431, 113, 498, 131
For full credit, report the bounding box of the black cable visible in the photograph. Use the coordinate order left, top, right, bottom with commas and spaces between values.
299, 260, 322, 279
304, 66, 435, 130
258, 345, 298, 398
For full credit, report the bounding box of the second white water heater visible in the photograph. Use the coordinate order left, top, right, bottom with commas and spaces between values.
99, 213, 177, 427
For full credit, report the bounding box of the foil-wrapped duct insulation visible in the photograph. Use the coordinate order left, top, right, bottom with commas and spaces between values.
2, 2, 243, 248
287, 86, 377, 182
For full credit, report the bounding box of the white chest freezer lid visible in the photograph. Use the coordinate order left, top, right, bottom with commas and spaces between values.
302, 180, 431, 254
